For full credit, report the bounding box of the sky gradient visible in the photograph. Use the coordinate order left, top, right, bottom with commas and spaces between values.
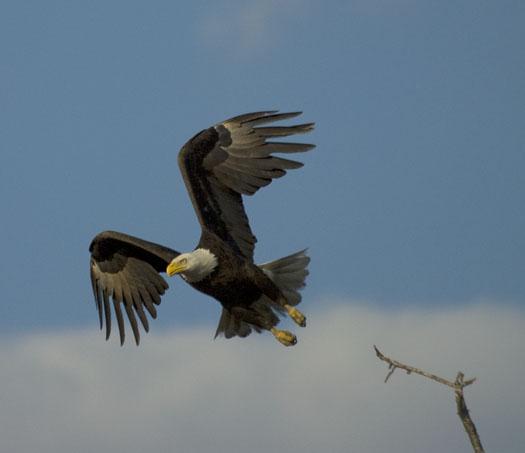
1, 1, 524, 332
1, 1, 524, 451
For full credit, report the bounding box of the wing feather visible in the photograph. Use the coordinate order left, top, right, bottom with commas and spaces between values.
226, 142, 314, 158
91, 265, 103, 329
113, 299, 125, 345
124, 303, 140, 346
221, 159, 285, 179
256, 124, 315, 137
178, 111, 315, 259
133, 298, 150, 333
102, 287, 111, 340
228, 111, 303, 126
89, 231, 179, 345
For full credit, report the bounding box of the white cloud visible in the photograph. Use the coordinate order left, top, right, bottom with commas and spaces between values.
196, 0, 416, 53
197, 0, 308, 54
1, 302, 524, 453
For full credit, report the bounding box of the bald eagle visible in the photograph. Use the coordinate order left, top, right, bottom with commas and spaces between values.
89, 111, 314, 346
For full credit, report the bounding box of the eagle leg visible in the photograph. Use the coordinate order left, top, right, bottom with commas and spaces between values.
284, 304, 306, 327
270, 327, 297, 346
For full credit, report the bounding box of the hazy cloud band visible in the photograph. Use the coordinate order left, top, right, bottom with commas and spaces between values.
1, 302, 523, 453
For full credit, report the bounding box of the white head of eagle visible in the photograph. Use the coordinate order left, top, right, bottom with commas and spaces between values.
166, 249, 218, 282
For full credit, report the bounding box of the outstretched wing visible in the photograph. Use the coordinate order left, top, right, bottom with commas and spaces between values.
89, 230, 180, 345
178, 111, 315, 260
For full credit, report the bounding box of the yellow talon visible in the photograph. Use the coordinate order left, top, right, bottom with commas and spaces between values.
271, 327, 297, 346
285, 304, 306, 327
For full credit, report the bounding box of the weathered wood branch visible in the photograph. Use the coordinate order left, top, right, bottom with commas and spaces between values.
374, 345, 484, 453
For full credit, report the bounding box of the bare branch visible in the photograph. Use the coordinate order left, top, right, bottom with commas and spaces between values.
454, 372, 485, 453
374, 345, 484, 453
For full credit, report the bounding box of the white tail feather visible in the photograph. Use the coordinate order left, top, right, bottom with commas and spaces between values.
259, 249, 310, 307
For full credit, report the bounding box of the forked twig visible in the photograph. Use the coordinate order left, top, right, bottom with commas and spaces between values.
374, 345, 484, 453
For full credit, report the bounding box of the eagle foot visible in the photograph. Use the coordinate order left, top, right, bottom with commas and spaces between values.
271, 327, 297, 346
285, 305, 306, 327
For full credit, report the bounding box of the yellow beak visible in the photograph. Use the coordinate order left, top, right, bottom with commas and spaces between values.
166, 261, 187, 277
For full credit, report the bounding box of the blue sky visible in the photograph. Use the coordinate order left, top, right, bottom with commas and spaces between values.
1, 2, 524, 451
2, 0, 523, 333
